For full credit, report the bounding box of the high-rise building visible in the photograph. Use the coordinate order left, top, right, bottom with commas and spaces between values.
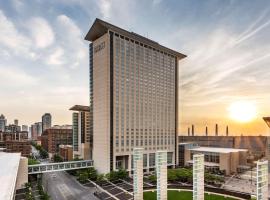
0, 114, 7, 132
70, 105, 92, 160
14, 119, 18, 126
30, 122, 42, 140
85, 19, 186, 173
5, 124, 21, 132
42, 113, 52, 132
21, 125, 28, 132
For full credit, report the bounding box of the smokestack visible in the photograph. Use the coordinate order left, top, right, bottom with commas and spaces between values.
226, 126, 229, 136
191, 124, 194, 136
188, 127, 190, 136
215, 124, 218, 136
205, 126, 208, 136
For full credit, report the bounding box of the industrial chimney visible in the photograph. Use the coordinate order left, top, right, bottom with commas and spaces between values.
188, 127, 190, 136
191, 124, 194, 136
215, 124, 218, 136
226, 126, 229, 136
205, 126, 208, 136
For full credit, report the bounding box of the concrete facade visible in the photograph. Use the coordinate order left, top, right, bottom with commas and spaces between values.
185, 147, 248, 175
16, 157, 28, 189
156, 151, 167, 200
193, 154, 204, 200
133, 148, 143, 200
85, 19, 186, 174
70, 105, 91, 160
256, 160, 268, 200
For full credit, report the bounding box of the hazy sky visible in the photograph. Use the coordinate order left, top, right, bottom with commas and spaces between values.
0, 0, 270, 135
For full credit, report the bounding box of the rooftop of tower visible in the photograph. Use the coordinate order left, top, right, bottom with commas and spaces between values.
85, 18, 187, 59
69, 105, 90, 112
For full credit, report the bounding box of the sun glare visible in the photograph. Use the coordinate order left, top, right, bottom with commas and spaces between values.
228, 101, 257, 123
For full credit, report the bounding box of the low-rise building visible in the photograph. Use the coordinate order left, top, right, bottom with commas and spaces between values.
0, 131, 30, 157
179, 135, 267, 160
5, 141, 31, 157
41, 127, 72, 158
180, 144, 248, 175
0, 152, 28, 200
59, 145, 73, 161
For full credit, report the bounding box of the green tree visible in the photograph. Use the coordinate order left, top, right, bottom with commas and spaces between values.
78, 171, 89, 183
87, 167, 98, 180
97, 174, 105, 183
148, 175, 157, 183
28, 158, 40, 165
40, 149, 49, 159
117, 168, 128, 180
53, 154, 63, 162
106, 171, 118, 181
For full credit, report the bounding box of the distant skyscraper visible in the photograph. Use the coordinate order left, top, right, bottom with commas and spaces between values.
0, 114, 7, 132
42, 113, 52, 132
14, 119, 18, 126
85, 18, 186, 173
36, 122, 42, 136
22, 125, 28, 132
31, 122, 42, 140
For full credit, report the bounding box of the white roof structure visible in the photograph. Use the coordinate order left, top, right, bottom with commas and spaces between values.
0, 152, 21, 200
190, 146, 248, 153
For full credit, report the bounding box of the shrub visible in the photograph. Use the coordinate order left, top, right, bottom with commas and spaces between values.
87, 167, 98, 180
28, 158, 40, 165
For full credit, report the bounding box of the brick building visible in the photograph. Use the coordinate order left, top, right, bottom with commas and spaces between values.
5, 140, 31, 157
41, 127, 72, 157
59, 145, 73, 161
0, 131, 30, 157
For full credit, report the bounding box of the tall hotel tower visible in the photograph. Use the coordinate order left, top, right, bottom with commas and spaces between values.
85, 19, 186, 173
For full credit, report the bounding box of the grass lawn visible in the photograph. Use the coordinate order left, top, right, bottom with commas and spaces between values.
143, 190, 238, 200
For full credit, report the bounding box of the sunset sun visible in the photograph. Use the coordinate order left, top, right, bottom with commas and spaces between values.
228, 101, 257, 123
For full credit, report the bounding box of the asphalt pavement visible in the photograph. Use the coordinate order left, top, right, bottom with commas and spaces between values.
42, 171, 98, 200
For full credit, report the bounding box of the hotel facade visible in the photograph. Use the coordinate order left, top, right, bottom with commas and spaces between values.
85, 19, 186, 173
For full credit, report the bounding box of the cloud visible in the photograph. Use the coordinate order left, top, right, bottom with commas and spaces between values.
0, 10, 30, 52
26, 17, 55, 48
0, 65, 38, 88
47, 47, 65, 66
53, 14, 86, 69
98, 0, 111, 19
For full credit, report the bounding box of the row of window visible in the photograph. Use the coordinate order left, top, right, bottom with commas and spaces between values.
113, 34, 176, 151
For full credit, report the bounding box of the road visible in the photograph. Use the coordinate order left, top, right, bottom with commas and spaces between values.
43, 171, 98, 200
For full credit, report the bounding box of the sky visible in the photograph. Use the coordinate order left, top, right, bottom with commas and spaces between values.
0, 0, 270, 135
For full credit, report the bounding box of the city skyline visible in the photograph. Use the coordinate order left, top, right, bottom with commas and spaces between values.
1, 0, 270, 135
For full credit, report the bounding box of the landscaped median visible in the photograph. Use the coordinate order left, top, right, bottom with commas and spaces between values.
143, 190, 243, 200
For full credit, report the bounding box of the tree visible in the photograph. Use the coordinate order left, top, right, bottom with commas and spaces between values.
117, 168, 128, 180
106, 171, 118, 182
53, 154, 63, 162
78, 171, 89, 183
87, 167, 98, 180
148, 175, 157, 183
97, 174, 105, 183
28, 158, 40, 165
40, 149, 49, 159
167, 170, 178, 182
